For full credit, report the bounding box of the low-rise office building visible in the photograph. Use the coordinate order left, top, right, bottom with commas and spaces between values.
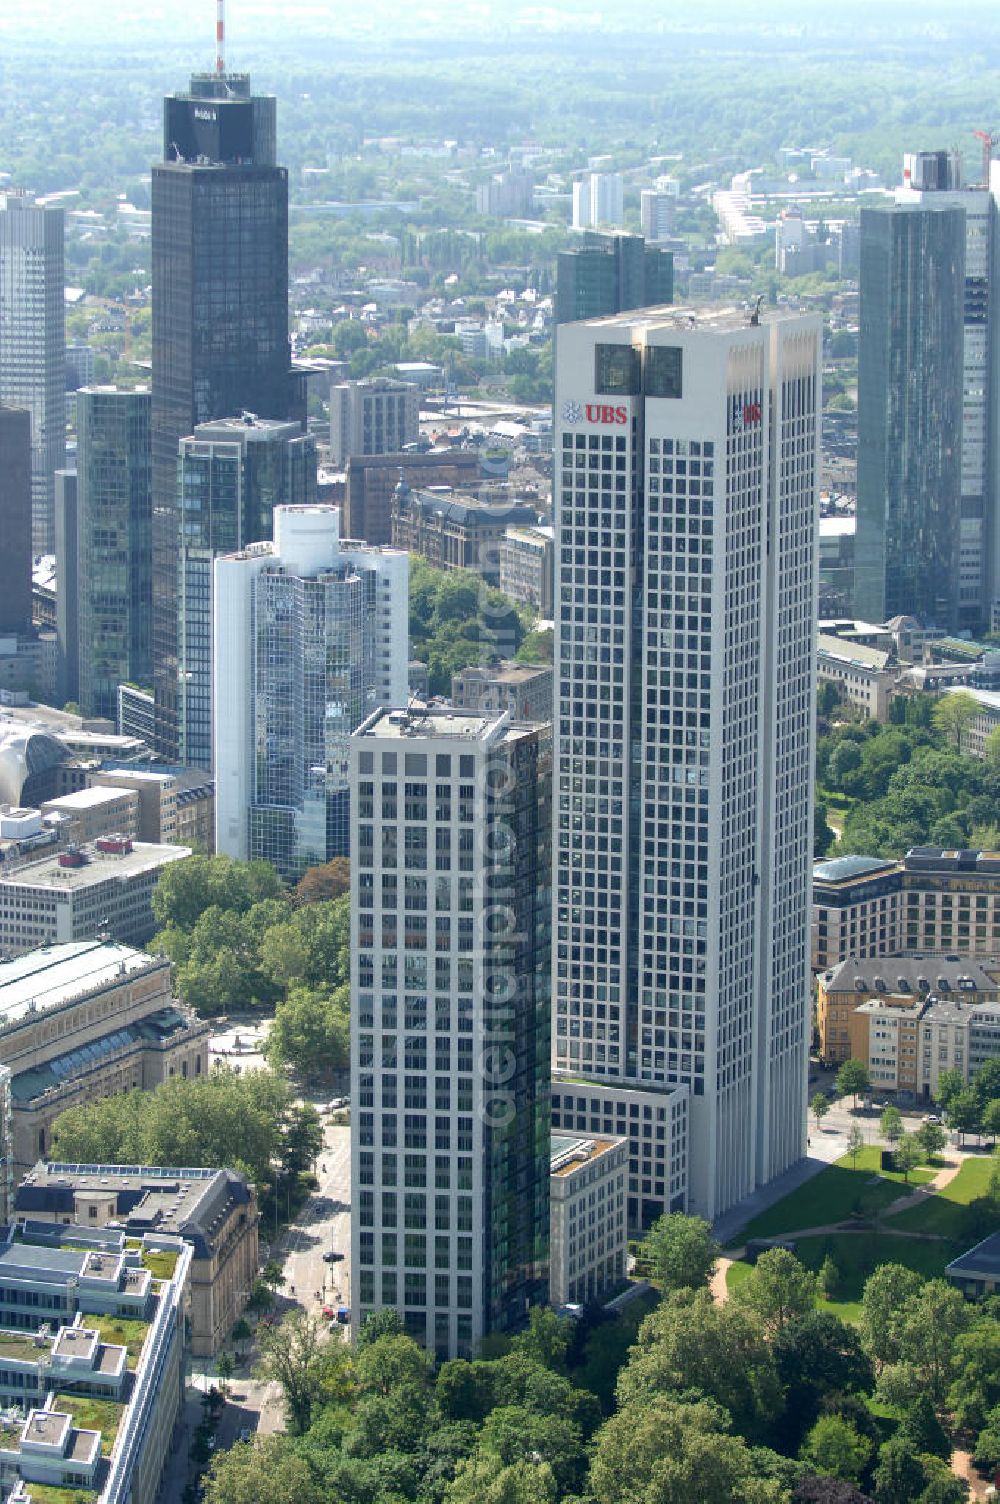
813, 847, 1000, 972
17, 1161, 259, 1357
0, 1219, 190, 1504
817, 632, 896, 720
87, 770, 177, 845
391, 482, 538, 585
39, 787, 139, 846
343, 448, 481, 548
549, 1133, 628, 1309
0, 940, 209, 1176
450, 662, 553, 723
0, 840, 190, 956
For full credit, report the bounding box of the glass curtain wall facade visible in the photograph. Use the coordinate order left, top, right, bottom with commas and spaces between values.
0, 194, 65, 554
556, 232, 674, 324
151, 72, 303, 759
350, 710, 551, 1358
177, 418, 316, 769
855, 206, 966, 629
77, 388, 152, 722
250, 566, 375, 873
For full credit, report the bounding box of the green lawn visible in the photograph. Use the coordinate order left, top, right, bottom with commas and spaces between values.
22, 1488, 96, 1504
736, 1147, 934, 1241
88, 1315, 150, 1368
886, 1156, 996, 1238
53, 1393, 125, 1455
726, 1231, 959, 1324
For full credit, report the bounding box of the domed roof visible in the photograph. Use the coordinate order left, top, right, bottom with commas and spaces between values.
0, 728, 67, 807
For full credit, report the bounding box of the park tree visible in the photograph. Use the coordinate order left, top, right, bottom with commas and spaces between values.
812, 1094, 831, 1131
899, 1280, 971, 1404
894, 1134, 922, 1183
257, 1310, 351, 1434
837, 1060, 870, 1109
984, 1099, 1000, 1146
509, 1307, 573, 1371
846, 1124, 865, 1168
871, 1436, 926, 1504
201, 1435, 322, 1504
799, 1415, 872, 1486
913, 1121, 944, 1159
984, 724, 1000, 764
931, 690, 978, 752
934, 1068, 965, 1112
588, 1394, 777, 1504
946, 1088, 982, 1143
356, 1309, 404, 1348
295, 856, 350, 904
733, 1249, 818, 1334
948, 1317, 1000, 1431
637, 1211, 720, 1293
773, 1312, 873, 1451
216, 1349, 234, 1394
879, 1106, 903, 1145
896, 1393, 950, 1461
264, 982, 350, 1081
860, 1265, 924, 1371
153, 853, 284, 931
617, 1290, 783, 1442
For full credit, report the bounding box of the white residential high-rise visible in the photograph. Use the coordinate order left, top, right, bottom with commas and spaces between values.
572, 172, 625, 231
349, 706, 551, 1358
213, 505, 408, 877
0, 193, 66, 555
552, 307, 820, 1224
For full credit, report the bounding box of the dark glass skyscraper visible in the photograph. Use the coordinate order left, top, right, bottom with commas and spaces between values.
151, 69, 304, 757
855, 206, 966, 629
0, 405, 32, 637
77, 388, 152, 722
556, 231, 673, 324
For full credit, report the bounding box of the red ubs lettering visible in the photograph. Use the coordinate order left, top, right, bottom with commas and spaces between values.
585, 404, 628, 424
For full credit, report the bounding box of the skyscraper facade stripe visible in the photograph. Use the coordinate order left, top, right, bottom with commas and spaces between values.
552, 307, 819, 1224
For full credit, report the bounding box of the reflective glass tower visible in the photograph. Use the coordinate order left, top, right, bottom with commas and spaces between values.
151, 69, 304, 758
77, 388, 152, 722
854, 205, 966, 629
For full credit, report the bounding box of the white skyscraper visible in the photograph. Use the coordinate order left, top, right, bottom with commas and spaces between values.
552, 307, 820, 1224
214, 505, 408, 877
0, 193, 66, 555
349, 706, 551, 1358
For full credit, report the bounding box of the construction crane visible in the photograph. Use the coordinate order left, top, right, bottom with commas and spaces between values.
973, 129, 998, 187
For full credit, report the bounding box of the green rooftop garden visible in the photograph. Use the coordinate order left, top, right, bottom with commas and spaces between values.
140, 1248, 179, 1280
0, 1333, 47, 1362
87, 1315, 149, 1368
0, 1422, 21, 1450
23, 1486, 97, 1503
52, 1393, 125, 1456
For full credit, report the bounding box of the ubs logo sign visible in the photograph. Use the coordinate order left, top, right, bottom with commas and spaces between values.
561, 401, 629, 426
731, 398, 762, 432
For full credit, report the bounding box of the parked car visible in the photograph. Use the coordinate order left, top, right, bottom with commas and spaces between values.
336, 1306, 350, 1323
323, 1250, 345, 1264
327, 1097, 347, 1112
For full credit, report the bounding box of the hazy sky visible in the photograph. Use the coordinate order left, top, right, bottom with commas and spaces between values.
0, 0, 982, 45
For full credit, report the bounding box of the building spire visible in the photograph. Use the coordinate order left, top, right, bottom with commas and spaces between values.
216, 0, 225, 75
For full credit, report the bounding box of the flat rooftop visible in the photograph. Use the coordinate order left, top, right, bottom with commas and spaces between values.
817, 633, 892, 671
0, 841, 190, 891
551, 1132, 626, 1176
43, 787, 137, 811
581, 303, 810, 333
358, 706, 530, 744
0, 940, 158, 1025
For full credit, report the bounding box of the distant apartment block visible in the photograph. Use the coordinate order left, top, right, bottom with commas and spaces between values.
498, 525, 554, 615
0, 940, 209, 1174
0, 840, 191, 956
476, 168, 534, 218
329, 377, 420, 468
18, 1161, 258, 1356
817, 954, 1000, 1100
572, 172, 624, 230
549, 1132, 628, 1309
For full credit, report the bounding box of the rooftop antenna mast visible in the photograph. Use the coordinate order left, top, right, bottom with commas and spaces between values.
216, 0, 226, 75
